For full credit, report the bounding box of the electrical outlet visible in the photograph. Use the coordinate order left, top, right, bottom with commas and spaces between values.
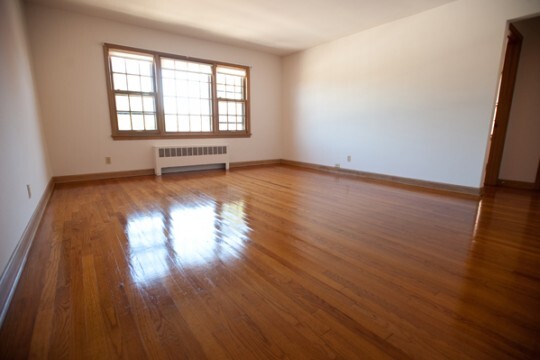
105, 157, 112, 165
335, 163, 341, 168
26, 184, 32, 199
347, 155, 351, 162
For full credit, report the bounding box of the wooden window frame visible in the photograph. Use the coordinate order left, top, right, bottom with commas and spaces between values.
103, 43, 251, 140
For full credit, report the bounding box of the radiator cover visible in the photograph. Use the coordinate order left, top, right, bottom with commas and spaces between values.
153, 145, 229, 176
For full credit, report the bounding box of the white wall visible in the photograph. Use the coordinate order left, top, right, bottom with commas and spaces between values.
0, 0, 52, 277
25, 4, 282, 177
282, 0, 540, 188
499, 16, 540, 183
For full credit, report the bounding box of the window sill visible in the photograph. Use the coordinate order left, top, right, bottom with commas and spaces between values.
111, 132, 252, 140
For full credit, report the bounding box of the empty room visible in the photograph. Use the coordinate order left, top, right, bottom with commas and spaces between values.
1, 0, 539, 358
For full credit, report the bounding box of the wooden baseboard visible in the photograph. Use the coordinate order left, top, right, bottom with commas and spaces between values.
52, 159, 483, 197
281, 159, 481, 197
497, 179, 537, 190
0, 178, 54, 327
230, 159, 281, 168
53, 169, 154, 184
53, 161, 284, 184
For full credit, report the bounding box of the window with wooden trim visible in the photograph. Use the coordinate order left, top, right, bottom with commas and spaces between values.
104, 44, 250, 139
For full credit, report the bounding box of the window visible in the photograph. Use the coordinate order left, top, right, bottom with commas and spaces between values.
104, 44, 250, 139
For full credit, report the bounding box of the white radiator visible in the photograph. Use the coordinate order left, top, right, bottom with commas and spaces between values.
153, 145, 229, 176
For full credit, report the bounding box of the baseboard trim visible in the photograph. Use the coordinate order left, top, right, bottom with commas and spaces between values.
281, 159, 481, 197
52, 159, 483, 197
53, 161, 285, 183
497, 179, 537, 190
53, 169, 154, 184
230, 159, 281, 168
0, 178, 54, 327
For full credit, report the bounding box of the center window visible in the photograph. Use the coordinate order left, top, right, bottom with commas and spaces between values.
161, 58, 213, 132
104, 44, 250, 139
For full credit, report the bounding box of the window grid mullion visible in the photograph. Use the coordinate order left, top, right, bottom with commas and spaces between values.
211, 65, 219, 133
155, 55, 166, 135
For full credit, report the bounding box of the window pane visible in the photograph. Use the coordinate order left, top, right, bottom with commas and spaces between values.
218, 102, 227, 114
115, 95, 129, 111
165, 115, 177, 132
177, 71, 189, 80
200, 83, 210, 99
200, 64, 212, 74
161, 58, 175, 69
118, 113, 131, 130
140, 62, 152, 76
127, 75, 141, 91
145, 114, 156, 130
164, 97, 177, 114
228, 102, 236, 115
162, 79, 175, 95
162, 69, 175, 79
201, 102, 211, 115
189, 99, 200, 114
111, 57, 126, 73
110, 50, 153, 62
129, 95, 143, 112
126, 59, 140, 75
143, 96, 155, 112
140, 76, 153, 92
237, 103, 244, 115
177, 80, 188, 97
201, 116, 211, 132
218, 66, 246, 77
188, 62, 199, 73
132, 114, 144, 130
178, 98, 189, 113
113, 74, 127, 91
175, 60, 188, 71
190, 115, 201, 132
188, 82, 200, 98
178, 115, 189, 131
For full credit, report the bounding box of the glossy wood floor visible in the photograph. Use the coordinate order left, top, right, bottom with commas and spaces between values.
1, 165, 539, 359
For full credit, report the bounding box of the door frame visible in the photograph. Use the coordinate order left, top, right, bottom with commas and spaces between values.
484, 23, 523, 186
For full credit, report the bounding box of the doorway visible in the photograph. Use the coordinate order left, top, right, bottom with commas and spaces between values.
484, 18, 540, 190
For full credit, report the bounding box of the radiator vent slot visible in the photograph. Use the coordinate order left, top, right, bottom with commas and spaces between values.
154, 145, 229, 176
158, 146, 227, 158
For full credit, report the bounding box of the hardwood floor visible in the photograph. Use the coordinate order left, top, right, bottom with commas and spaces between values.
1, 165, 539, 359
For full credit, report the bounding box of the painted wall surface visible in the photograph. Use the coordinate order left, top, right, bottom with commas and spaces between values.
282, 0, 540, 188
499, 16, 540, 183
0, 0, 52, 277
25, 4, 282, 177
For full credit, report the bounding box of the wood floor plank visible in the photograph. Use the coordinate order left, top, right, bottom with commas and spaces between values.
28, 235, 62, 358
1, 165, 539, 359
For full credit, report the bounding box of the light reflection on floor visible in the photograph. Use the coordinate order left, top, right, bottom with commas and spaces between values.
126, 199, 249, 285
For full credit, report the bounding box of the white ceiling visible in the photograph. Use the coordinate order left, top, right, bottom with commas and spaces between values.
27, 0, 457, 55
